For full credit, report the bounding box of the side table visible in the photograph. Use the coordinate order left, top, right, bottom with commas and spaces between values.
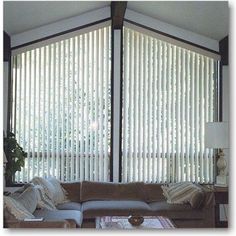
214, 186, 228, 228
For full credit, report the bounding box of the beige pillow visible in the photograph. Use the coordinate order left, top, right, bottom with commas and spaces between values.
4, 196, 35, 220
47, 177, 69, 205
161, 182, 205, 209
11, 186, 38, 213
34, 185, 56, 210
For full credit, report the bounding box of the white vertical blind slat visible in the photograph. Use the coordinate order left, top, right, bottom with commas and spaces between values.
147, 37, 152, 182
98, 29, 103, 181
190, 52, 195, 181
166, 44, 171, 182
138, 33, 144, 182
180, 49, 186, 182
176, 47, 181, 182
171, 46, 176, 183
204, 57, 209, 182
133, 32, 138, 182
185, 52, 190, 181
152, 39, 158, 182
75, 37, 80, 180
51, 44, 56, 177
71, 38, 75, 181
47, 45, 51, 177
157, 40, 162, 182
27, 52, 31, 182
56, 42, 60, 179
195, 54, 200, 182
89, 32, 94, 181
94, 31, 99, 181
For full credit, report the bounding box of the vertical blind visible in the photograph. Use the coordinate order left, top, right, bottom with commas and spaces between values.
122, 26, 218, 183
11, 25, 111, 182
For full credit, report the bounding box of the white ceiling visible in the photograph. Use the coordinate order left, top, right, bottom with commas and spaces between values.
3, 1, 109, 35
4, 1, 229, 41
127, 1, 229, 41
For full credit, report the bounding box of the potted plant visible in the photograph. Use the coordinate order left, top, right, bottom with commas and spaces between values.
4, 132, 27, 186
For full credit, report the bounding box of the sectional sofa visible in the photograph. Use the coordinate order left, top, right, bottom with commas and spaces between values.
4, 181, 215, 228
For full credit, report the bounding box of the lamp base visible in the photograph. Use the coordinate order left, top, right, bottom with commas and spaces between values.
216, 175, 228, 186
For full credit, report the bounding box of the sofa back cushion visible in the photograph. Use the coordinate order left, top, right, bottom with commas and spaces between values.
61, 182, 81, 203
143, 184, 166, 202
81, 181, 146, 202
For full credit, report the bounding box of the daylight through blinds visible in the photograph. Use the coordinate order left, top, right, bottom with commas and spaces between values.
122, 26, 218, 183
11, 25, 111, 182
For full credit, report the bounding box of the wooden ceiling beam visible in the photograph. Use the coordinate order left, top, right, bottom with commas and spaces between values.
111, 1, 127, 29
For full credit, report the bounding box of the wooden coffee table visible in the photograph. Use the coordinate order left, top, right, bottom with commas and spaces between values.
96, 216, 175, 229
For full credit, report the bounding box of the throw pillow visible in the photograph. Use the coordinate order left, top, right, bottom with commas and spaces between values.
10, 185, 38, 213
10, 183, 34, 197
34, 185, 56, 210
161, 182, 205, 209
31, 176, 55, 200
47, 177, 69, 205
4, 196, 35, 220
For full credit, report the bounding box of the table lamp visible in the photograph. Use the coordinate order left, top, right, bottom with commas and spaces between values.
205, 122, 229, 186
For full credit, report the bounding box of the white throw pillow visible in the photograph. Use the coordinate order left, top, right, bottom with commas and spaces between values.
34, 185, 56, 210
47, 177, 69, 205
10, 186, 38, 213
31, 177, 55, 200
31, 176, 68, 206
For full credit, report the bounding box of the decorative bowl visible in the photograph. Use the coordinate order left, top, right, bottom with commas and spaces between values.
128, 215, 144, 226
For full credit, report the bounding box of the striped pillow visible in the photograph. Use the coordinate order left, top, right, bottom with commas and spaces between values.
4, 196, 35, 220
161, 182, 205, 208
34, 185, 56, 210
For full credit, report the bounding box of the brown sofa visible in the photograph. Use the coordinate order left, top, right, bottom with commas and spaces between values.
64, 181, 215, 228
4, 181, 215, 228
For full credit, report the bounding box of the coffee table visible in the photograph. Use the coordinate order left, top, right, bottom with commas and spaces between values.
96, 216, 175, 229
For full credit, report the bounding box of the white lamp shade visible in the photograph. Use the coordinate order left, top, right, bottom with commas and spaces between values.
205, 122, 229, 148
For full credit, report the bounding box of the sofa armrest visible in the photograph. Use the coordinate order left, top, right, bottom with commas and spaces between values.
4, 219, 76, 228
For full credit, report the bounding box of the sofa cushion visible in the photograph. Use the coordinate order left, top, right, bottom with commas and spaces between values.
61, 182, 81, 202
4, 196, 35, 220
56, 202, 82, 211
11, 185, 38, 213
143, 183, 166, 202
149, 201, 204, 219
81, 181, 146, 202
34, 209, 83, 227
82, 200, 151, 218
161, 182, 205, 209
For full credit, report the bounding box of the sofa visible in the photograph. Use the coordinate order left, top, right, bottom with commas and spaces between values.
4, 180, 215, 228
